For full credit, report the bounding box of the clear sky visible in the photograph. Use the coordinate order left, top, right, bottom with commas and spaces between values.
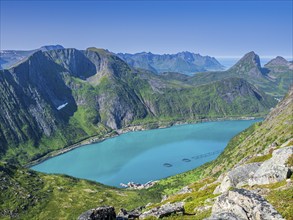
0, 0, 292, 57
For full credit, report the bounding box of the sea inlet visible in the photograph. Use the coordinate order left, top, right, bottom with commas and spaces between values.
32, 119, 260, 187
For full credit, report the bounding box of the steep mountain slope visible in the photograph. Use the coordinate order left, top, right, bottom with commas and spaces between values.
0, 45, 64, 70
0, 48, 276, 164
189, 51, 293, 98
117, 51, 224, 75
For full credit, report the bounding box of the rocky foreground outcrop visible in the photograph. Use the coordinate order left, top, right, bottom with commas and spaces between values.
214, 163, 262, 194
77, 202, 184, 220
206, 188, 284, 220
214, 146, 293, 194
248, 146, 293, 186
78, 206, 116, 220
139, 202, 184, 219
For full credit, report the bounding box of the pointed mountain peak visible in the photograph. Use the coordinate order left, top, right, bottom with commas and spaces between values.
238, 51, 261, 68
229, 51, 264, 77
231, 51, 261, 69
265, 56, 289, 67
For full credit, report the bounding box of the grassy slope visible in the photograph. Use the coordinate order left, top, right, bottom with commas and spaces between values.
0, 162, 162, 220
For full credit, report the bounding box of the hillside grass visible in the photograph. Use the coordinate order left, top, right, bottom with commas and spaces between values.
0, 162, 162, 220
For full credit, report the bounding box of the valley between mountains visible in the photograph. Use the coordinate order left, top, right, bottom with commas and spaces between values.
0, 46, 292, 219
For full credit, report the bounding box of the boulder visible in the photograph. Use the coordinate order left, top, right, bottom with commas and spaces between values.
139, 202, 184, 219
207, 188, 284, 220
206, 212, 245, 220
248, 146, 293, 186
117, 207, 143, 219
176, 186, 192, 194
78, 206, 116, 220
214, 163, 262, 194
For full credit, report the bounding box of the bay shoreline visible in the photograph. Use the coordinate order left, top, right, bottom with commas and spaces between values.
25, 116, 260, 168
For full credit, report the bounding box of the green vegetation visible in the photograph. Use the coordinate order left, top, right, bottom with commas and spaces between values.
266, 187, 293, 220
247, 153, 273, 163
286, 154, 293, 167
0, 162, 161, 220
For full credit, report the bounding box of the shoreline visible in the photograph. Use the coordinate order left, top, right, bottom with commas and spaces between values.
26, 116, 260, 168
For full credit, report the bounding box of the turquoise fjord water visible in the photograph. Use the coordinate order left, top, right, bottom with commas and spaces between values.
32, 119, 260, 187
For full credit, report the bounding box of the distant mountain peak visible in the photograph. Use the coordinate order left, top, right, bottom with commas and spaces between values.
229, 51, 264, 77
265, 56, 289, 67
40, 45, 64, 51
241, 51, 261, 68
117, 51, 224, 75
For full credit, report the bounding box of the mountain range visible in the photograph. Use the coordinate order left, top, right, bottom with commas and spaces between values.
1, 47, 288, 164
1, 46, 225, 75
117, 51, 225, 75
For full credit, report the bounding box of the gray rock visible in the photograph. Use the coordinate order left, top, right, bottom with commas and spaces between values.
214, 163, 262, 194
194, 205, 212, 214
248, 146, 293, 186
78, 206, 116, 220
117, 207, 143, 219
207, 188, 284, 220
176, 186, 192, 194
206, 212, 245, 220
139, 202, 184, 219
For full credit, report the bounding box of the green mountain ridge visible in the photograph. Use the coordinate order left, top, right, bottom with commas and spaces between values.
0, 48, 277, 165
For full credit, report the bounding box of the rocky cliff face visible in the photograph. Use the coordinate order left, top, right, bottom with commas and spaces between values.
0, 51, 77, 162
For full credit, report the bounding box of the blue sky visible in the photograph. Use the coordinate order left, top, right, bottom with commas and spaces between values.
0, 0, 292, 57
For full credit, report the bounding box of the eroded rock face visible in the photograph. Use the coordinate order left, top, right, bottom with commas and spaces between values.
248, 146, 293, 186
78, 206, 116, 220
207, 189, 284, 220
139, 202, 184, 219
214, 163, 262, 194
